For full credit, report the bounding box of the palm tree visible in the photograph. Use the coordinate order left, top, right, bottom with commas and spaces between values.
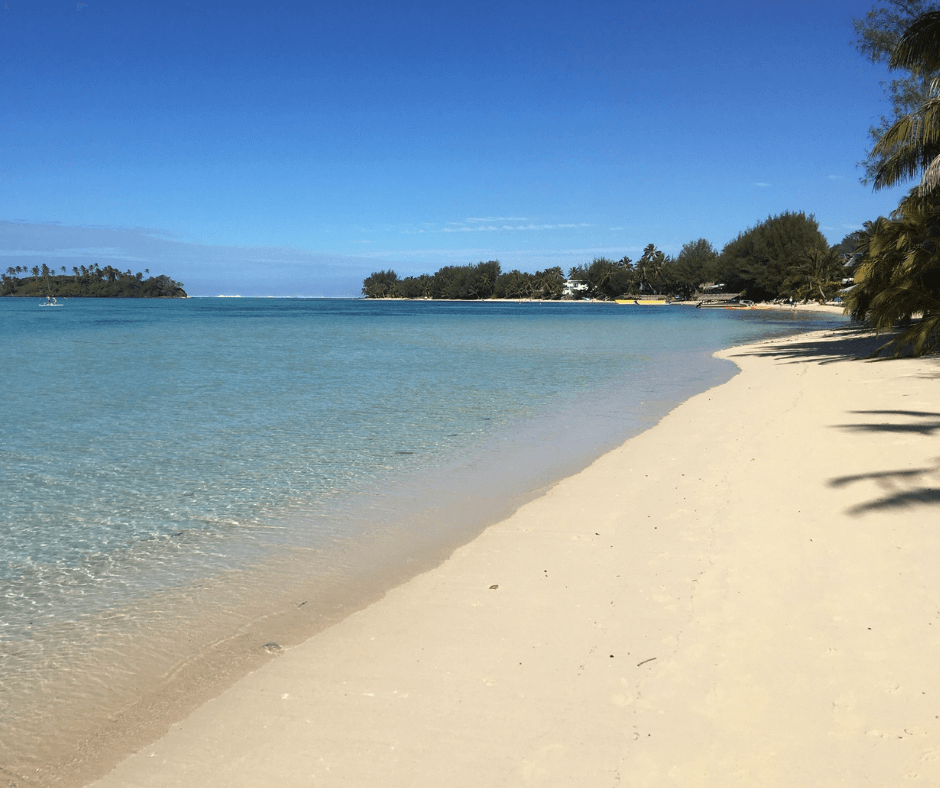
846, 194, 940, 356
856, 11, 940, 355
635, 244, 667, 295
873, 11, 940, 195
782, 249, 843, 303
845, 218, 891, 322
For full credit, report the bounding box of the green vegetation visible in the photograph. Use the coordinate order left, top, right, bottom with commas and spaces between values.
870, 9, 940, 194
363, 263, 566, 300
362, 222, 840, 305
844, 3, 940, 356
494, 266, 565, 299
781, 249, 846, 304
846, 192, 940, 357
853, 0, 939, 184
717, 212, 831, 302
1, 263, 187, 298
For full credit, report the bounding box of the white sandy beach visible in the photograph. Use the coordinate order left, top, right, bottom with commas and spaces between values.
74, 328, 940, 787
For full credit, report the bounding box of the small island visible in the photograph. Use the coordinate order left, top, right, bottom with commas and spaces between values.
1, 263, 187, 298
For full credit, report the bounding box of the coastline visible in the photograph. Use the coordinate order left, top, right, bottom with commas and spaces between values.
4, 301, 847, 787
365, 297, 848, 316
67, 326, 940, 787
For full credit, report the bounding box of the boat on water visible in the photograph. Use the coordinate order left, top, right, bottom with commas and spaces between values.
697, 299, 760, 309
39, 296, 62, 307
615, 299, 673, 305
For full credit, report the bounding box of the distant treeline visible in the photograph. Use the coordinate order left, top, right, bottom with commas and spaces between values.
363, 212, 856, 303
363, 262, 568, 300
1, 263, 187, 298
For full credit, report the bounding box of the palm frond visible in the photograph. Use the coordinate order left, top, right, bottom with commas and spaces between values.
873, 97, 940, 150
890, 10, 940, 73
874, 312, 940, 357
873, 100, 940, 191
920, 155, 940, 193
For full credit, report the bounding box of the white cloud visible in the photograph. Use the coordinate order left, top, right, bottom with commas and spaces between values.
438, 220, 591, 233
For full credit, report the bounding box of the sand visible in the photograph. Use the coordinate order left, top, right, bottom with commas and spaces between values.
81, 327, 940, 787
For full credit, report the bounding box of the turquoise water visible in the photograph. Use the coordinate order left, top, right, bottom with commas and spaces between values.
0, 297, 845, 773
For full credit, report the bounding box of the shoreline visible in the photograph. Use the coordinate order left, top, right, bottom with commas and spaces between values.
364, 296, 848, 316
3, 303, 842, 786
74, 327, 940, 787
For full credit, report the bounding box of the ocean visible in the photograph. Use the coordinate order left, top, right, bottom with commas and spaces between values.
0, 297, 845, 777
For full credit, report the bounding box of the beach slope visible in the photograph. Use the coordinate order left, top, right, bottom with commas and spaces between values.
87, 329, 940, 787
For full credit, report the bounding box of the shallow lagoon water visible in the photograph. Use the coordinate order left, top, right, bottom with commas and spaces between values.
0, 298, 846, 775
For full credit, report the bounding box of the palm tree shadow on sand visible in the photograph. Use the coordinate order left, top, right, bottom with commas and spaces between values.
730, 327, 940, 366
829, 411, 940, 515
733, 329, 940, 514
830, 457, 940, 516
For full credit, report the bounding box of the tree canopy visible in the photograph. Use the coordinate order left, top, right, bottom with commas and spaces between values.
844, 192, 940, 355
673, 239, 719, 294
848, 5, 940, 354
567, 257, 634, 300
854, 0, 940, 183
362, 223, 847, 305
363, 261, 566, 300
713, 212, 830, 302
870, 9, 940, 194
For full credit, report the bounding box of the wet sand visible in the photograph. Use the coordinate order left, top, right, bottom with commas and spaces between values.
81, 327, 940, 787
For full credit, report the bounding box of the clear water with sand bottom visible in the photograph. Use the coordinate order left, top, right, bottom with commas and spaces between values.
0, 297, 845, 777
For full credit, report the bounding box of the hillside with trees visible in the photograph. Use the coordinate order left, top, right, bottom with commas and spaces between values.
1, 263, 187, 298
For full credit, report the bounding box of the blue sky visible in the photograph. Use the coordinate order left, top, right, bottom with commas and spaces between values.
0, 0, 912, 296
